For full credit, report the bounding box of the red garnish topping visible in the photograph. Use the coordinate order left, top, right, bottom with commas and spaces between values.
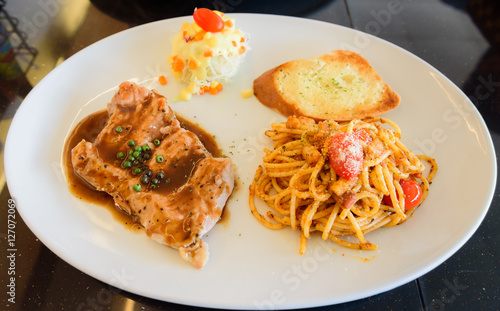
193, 8, 224, 33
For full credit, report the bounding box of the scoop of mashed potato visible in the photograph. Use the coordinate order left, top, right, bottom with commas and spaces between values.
168, 9, 249, 100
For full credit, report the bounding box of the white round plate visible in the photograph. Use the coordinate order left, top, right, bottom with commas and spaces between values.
5, 14, 496, 309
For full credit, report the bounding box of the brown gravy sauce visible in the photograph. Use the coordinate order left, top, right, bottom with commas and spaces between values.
63, 109, 227, 232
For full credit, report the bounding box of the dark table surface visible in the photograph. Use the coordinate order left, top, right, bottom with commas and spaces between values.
0, 0, 498, 310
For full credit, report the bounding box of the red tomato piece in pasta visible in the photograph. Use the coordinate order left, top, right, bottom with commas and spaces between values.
383, 179, 423, 210
328, 132, 364, 181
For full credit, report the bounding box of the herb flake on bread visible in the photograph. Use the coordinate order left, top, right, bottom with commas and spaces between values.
253, 50, 400, 121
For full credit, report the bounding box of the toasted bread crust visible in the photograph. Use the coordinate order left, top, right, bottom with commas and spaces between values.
253, 50, 400, 121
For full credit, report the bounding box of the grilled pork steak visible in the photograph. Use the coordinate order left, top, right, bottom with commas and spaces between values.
71, 81, 234, 268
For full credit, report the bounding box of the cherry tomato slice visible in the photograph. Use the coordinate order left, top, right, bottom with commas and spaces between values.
383, 179, 422, 210
193, 8, 224, 33
328, 132, 363, 181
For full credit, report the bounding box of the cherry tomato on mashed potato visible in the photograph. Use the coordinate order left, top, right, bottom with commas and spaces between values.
193, 8, 224, 33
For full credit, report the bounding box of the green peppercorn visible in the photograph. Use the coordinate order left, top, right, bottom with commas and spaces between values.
150, 184, 157, 190
151, 178, 160, 184
153, 139, 161, 146
115, 126, 123, 133
133, 184, 141, 191
156, 155, 164, 163
155, 171, 165, 179
140, 174, 150, 184
143, 145, 151, 152
133, 151, 141, 158
117, 152, 125, 159
122, 161, 132, 168
133, 168, 141, 175
127, 140, 135, 147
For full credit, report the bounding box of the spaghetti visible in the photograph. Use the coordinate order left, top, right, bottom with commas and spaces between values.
249, 116, 437, 253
